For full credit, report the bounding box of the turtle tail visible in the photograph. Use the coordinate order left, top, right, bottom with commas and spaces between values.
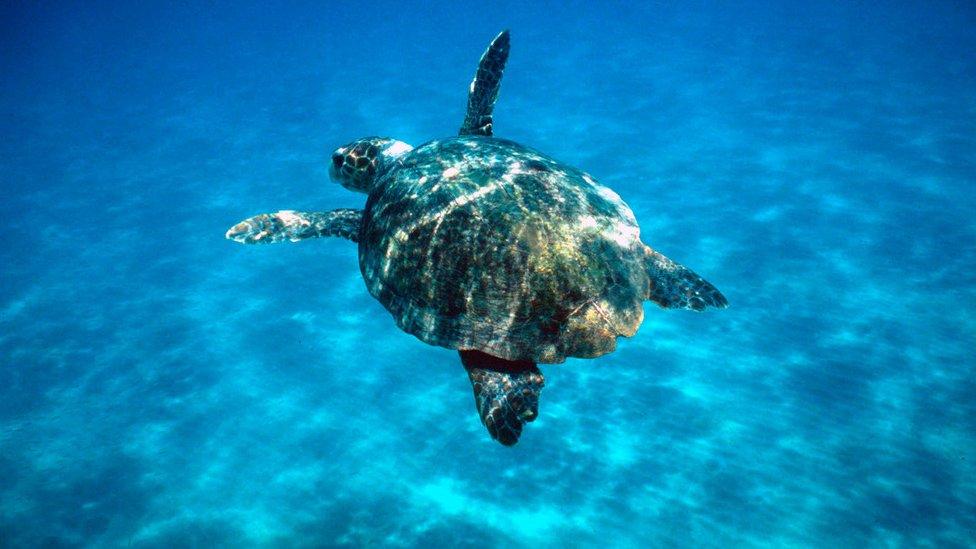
644, 246, 728, 311
460, 350, 544, 446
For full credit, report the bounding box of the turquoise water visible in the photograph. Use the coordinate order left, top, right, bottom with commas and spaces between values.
2, 1, 974, 546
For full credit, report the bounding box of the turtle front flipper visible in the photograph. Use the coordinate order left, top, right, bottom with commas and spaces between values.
644, 246, 729, 311
226, 209, 362, 244
460, 350, 544, 446
459, 30, 510, 137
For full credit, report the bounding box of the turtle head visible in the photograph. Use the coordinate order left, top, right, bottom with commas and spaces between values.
329, 137, 413, 193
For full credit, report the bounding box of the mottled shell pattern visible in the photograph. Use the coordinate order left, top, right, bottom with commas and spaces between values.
359, 137, 650, 364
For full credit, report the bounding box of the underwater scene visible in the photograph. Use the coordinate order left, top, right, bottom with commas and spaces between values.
1, 1, 974, 546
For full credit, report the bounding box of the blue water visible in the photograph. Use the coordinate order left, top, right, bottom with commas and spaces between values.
2, 1, 974, 546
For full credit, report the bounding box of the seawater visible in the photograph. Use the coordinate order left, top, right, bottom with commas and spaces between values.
1, 1, 974, 546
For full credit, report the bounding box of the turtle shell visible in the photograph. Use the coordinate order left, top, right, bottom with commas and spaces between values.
359, 136, 650, 364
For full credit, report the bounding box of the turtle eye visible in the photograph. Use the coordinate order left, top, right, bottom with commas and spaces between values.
332, 153, 344, 170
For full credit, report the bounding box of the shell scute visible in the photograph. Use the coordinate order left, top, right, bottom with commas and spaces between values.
360, 136, 648, 363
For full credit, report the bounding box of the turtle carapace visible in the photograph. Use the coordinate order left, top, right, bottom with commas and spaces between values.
226, 30, 727, 446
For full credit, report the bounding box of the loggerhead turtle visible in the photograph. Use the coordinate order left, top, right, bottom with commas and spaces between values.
226, 31, 727, 446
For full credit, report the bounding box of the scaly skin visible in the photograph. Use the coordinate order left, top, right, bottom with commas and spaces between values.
461, 350, 544, 446
226, 209, 363, 244
223, 30, 728, 446
459, 30, 510, 137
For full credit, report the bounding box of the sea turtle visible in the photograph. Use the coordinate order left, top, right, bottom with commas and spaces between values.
226, 31, 727, 446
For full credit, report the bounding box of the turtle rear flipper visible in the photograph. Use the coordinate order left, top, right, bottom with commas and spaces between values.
644, 246, 728, 311
226, 209, 362, 244
459, 30, 510, 137
460, 350, 544, 446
